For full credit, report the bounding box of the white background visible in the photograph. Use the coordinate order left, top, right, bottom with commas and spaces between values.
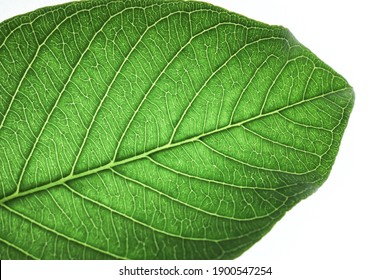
1, 0, 389, 279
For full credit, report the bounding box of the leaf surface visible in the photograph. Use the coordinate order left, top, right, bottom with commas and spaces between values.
0, 0, 354, 259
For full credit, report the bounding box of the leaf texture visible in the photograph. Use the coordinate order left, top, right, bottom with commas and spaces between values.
0, 0, 354, 259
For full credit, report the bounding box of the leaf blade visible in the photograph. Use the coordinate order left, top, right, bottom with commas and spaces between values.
0, 0, 354, 259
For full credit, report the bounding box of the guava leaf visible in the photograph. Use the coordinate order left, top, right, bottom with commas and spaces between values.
0, 0, 354, 259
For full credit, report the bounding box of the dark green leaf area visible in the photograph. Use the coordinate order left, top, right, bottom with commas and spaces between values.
0, 0, 354, 259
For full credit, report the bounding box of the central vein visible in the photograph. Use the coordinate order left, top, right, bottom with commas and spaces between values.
0, 88, 347, 205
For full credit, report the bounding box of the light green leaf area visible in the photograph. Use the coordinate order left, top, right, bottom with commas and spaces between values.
0, 0, 354, 259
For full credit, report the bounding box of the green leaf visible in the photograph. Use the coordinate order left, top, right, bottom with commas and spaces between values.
0, 0, 354, 259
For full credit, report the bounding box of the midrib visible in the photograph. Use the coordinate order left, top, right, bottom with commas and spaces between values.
0, 87, 350, 205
